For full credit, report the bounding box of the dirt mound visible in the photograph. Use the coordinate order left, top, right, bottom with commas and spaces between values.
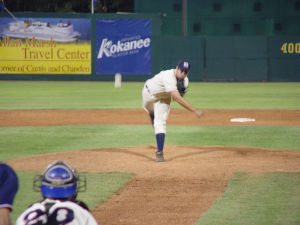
7, 145, 300, 225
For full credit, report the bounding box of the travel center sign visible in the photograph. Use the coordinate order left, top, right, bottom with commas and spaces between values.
0, 36, 91, 74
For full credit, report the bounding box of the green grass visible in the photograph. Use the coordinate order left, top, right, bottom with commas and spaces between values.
0, 81, 299, 109
1, 125, 299, 161
12, 171, 133, 223
186, 82, 300, 109
0, 81, 142, 109
196, 172, 300, 225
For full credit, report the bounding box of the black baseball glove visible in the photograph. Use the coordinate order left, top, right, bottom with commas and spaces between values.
177, 79, 187, 97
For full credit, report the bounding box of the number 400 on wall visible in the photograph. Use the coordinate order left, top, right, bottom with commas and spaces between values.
281, 42, 300, 54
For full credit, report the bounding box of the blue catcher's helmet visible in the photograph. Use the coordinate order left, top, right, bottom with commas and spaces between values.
34, 161, 86, 199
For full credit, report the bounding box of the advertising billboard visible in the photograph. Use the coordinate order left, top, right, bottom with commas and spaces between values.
0, 18, 91, 74
96, 19, 151, 75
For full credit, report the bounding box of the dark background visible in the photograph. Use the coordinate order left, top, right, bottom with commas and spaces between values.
1, 0, 134, 13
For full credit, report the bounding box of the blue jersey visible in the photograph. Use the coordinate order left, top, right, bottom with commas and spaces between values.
0, 163, 19, 210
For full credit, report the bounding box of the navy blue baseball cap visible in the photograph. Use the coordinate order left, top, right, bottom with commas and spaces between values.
177, 60, 191, 73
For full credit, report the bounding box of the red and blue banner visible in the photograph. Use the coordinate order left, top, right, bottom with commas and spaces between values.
96, 19, 151, 75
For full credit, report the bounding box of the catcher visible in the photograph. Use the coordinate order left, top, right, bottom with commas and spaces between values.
16, 161, 98, 225
142, 60, 203, 162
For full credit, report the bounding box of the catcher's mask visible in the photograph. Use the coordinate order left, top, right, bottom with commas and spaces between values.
33, 161, 86, 199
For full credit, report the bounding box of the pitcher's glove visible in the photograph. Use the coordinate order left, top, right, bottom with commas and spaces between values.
177, 79, 187, 97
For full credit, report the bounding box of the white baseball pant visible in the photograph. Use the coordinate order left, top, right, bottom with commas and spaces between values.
142, 84, 171, 134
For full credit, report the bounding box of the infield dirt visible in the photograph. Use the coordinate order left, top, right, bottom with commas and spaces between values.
4, 109, 300, 225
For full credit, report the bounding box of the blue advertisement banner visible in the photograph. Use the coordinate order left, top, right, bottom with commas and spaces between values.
96, 19, 151, 75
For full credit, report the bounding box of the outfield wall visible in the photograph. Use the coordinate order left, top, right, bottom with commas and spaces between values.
135, 0, 300, 36
0, 12, 299, 81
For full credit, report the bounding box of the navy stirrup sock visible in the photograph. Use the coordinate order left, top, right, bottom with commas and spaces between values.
155, 133, 165, 152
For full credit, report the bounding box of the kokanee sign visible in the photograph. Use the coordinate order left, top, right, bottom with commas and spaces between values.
95, 19, 151, 75
97, 37, 151, 59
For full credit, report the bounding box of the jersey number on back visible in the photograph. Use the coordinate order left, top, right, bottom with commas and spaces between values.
48, 207, 74, 224
23, 207, 74, 225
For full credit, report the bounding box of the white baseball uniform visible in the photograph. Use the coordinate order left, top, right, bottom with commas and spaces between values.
142, 69, 189, 134
16, 198, 98, 225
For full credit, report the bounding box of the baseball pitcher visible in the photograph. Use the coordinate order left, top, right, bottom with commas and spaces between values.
142, 60, 203, 162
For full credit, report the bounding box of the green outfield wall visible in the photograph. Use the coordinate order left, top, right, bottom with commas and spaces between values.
135, 0, 300, 36
0, 12, 299, 81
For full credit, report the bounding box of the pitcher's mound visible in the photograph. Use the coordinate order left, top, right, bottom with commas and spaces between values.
7, 145, 300, 225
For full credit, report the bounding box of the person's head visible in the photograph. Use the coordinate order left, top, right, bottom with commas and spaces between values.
175, 60, 191, 80
34, 161, 86, 201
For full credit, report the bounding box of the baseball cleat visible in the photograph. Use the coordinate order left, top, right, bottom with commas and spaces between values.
156, 151, 164, 162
